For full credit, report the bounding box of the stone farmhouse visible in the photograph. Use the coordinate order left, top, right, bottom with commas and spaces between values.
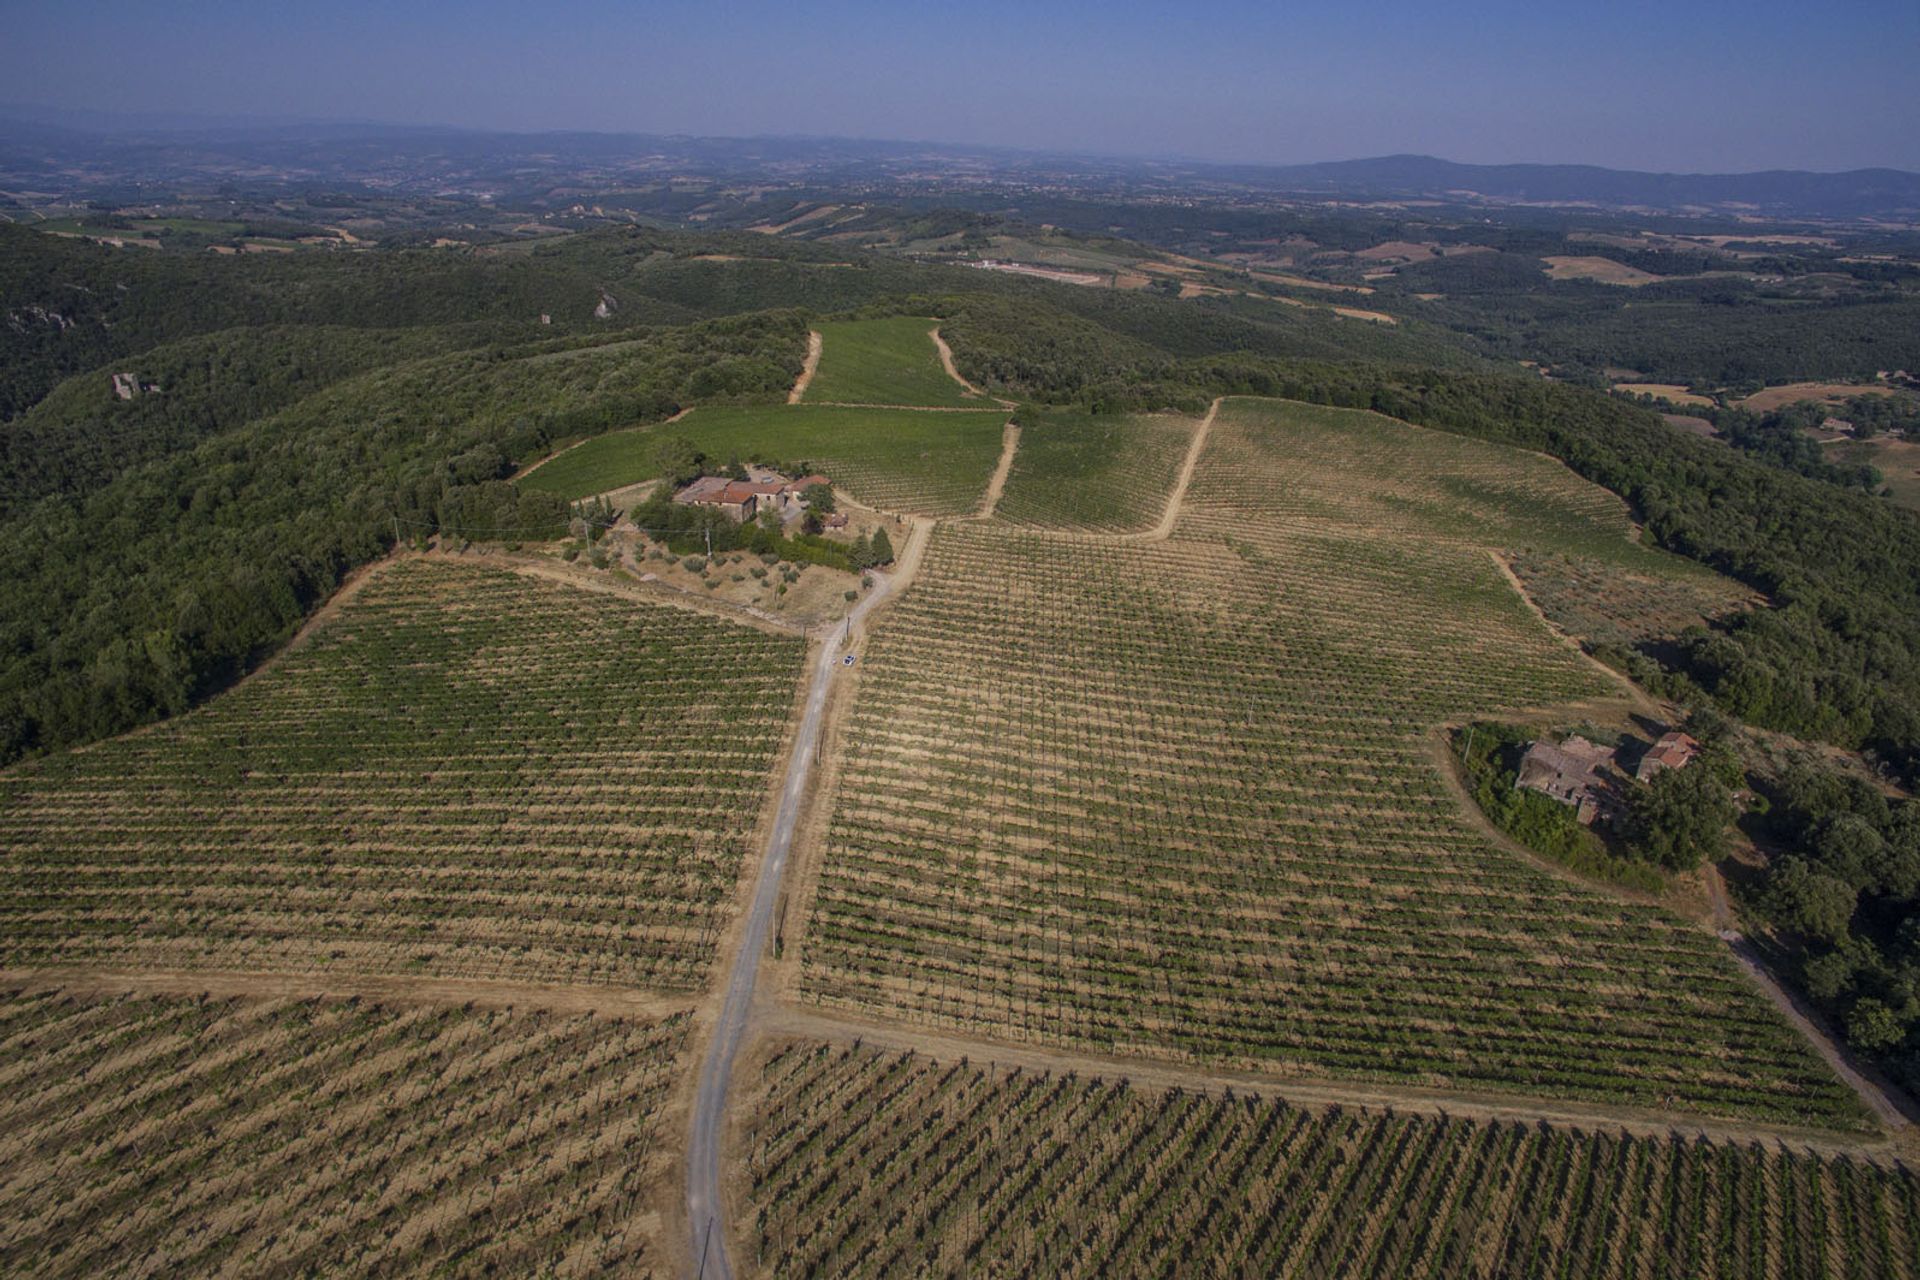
673, 469, 832, 524
1515, 734, 1622, 827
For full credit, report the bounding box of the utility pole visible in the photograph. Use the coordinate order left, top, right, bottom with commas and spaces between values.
705, 527, 712, 559
392, 512, 400, 551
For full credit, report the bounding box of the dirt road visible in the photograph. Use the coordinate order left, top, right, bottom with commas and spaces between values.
970, 421, 1021, 520
786, 331, 822, 404
684, 549, 912, 1280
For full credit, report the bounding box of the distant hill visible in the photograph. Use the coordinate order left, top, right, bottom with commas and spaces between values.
1, 105, 1914, 221
1228, 154, 1920, 220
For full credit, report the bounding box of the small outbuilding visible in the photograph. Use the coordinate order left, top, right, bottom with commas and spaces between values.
1635, 731, 1700, 783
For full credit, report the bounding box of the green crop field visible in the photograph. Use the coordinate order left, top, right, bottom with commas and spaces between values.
794, 400, 1863, 1126
992, 409, 1197, 532
0, 989, 689, 1277
523, 403, 1008, 515
0, 558, 804, 989
801, 316, 986, 407
745, 1040, 1919, 1280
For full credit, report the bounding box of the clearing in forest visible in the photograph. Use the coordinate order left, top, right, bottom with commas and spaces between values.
991, 409, 1197, 533
1739, 382, 1898, 413
1825, 434, 1920, 511
522, 403, 1008, 516
1541, 255, 1665, 286
743, 1039, 1919, 1280
793, 398, 1865, 1128
0, 989, 691, 1277
800, 316, 986, 408
0, 558, 805, 989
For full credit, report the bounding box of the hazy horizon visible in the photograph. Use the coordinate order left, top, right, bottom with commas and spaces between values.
4, 0, 1917, 173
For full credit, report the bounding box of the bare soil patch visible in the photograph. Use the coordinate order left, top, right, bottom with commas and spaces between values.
787, 330, 822, 404
1332, 305, 1399, 325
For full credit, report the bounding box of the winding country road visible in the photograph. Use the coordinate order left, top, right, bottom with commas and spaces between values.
684, 550, 909, 1280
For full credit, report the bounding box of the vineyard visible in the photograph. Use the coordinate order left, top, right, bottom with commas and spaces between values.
794, 400, 1865, 1126
1506, 549, 1758, 649
743, 1039, 1919, 1280
991, 409, 1197, 532
800, 317, 984, 408
0, 558, 804, 989
1184, 400, 1679, 563
523, 404, 1008, 515
0, 988, 689, 1278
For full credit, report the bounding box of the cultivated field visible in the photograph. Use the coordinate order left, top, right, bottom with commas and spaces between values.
1738, 383, 1896, 413
800, 317, 986, 408
793, 400, 1862, 1125
991, 409, 1196, 532
523, 404, 1007, 515
1507, 550, 1758, 648
0, 558, 804, 989
0, 988, 689, 1278
1543, 255, 1665, 286
743, 1040, 1918, 1280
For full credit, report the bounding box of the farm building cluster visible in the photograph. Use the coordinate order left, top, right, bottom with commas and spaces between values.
1515, 729, 1699, 826
672, 468, 845, 527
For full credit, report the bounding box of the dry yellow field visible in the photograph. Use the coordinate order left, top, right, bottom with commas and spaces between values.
1739, 382, 1896, 412
1542, 255, 1665, 286
1616, 382, 1714, 406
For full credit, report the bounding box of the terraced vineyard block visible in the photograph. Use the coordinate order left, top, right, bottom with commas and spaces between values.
992, 409, 1196, 533
0, 989, 689, 1278
745, 1040, 1918, 1280
0, 559, 805, 989
795, 400, 1865, 1126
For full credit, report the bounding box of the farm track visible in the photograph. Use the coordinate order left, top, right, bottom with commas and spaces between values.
685, 519, 932, 1280
967, 421, 1021, 520
786, 330, 822, 404
1489, 549, 1663, 716
754, 1003, 1909, 1161
513, 405, 691, 481
929, 326, 1015, 409
1722, 940, 1919, 1131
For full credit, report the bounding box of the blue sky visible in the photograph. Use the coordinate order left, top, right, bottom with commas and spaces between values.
4, 0, 1916, 171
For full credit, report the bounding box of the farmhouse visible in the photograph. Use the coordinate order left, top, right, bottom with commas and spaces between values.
1635, 731, 1700, 783
1516, 734, 1620, 826
673, 476, 761, 523
673, 469, 836, 525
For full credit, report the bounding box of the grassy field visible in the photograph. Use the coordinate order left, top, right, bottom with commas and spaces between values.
800, 316, 985, 407
991, 409, 1196, 532
1825, 435, 1920, 511
744, 1040, 1918, 1280
794, 399, 1863, 1126
0, 989, 689, 1277
522, 404, 1008, 515
0, 558, 803, 989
